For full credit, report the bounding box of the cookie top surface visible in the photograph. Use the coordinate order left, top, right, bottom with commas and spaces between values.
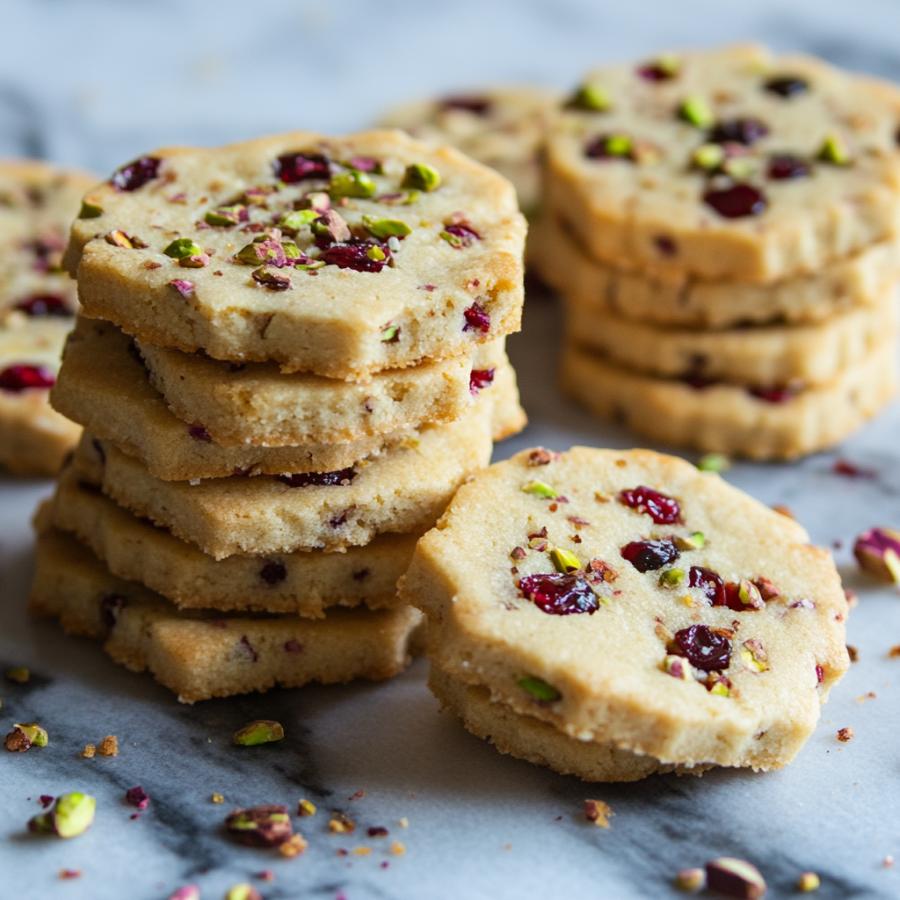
547, 45, 900, 280
64, 130, 526, 376
405, 445, 849, 766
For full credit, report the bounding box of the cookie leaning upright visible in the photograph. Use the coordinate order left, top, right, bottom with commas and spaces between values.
36, 131, 527, 702
400, 447, 849, 778
0, 160, 95, 475
63, 130, 526, 378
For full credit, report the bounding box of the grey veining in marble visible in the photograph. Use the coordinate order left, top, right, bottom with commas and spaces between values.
2, 1, 900, 898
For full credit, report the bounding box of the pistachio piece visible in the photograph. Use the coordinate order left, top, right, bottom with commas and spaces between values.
738, 579, 764, 609
521, 480, 557, 499
252, 266, 291, 291
362, 215, 412, 239
204, 205, 246, 227
678, 96, 714, 128
380, 323, 400, 343
232, 719, 285, 747
853, 527, 900, 583
697, 452, 730, 473
722, 157, 757, 180
691, 143, 725, 171
5, 666, 29, 684
402, 163, 441, 192
740, 638, 769, 673
30, 792, 97, 839
78, 199, 103, 219
518, 675, 561, 703
818, 134, 851, 165
659, 568, 686, 589
366, 245, 387, 262
163, 238, 203, 260
105, 229, 135, 249
797, 871, 820, 892
603, 134, 633, 158
708, 678, 731, 698
226, 884, 262, 900
568, 82, 611, 112
329, 170, 376, 199
705, 857, 767, 898
15, 723, 48, 747
673, 531, 705, 551
661, 654, 692, 680
297, 798, 317, 817
225, 804, 293, 847
674, 867, 706, 892
278, 209, 318, 233
550, 547, 581, 574
583, 798, 613, 828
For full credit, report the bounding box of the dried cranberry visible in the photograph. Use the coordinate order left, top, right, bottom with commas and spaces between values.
319, 239, 389, 273
346, 155, 380, 172
688, 566, 726, 606
703, 183, 767, 218
815, 664, 825, 684
767, 154, 811, 180
748, 385, 796, 404
14, 294, 71, 317
101, 593, 126, 629
125, 786, 150, 810
0, 364, 55, 392
260, 561, 287, 584
463, 302, 490, 333
238, 635, 259, 662
618, 486, 681, 524
518, 573, 599, 616
832, 459, 876, 479
276, 467, 356, 488
284, 639, 303, 654
764, 75, 809, 98
440, 95, 492, 115
188, 424, 212, 442
275, 152, 330, 184
469, 368, 495, 395
637, 62, 677, 82
620, 539, 679, 572
111, 156, 161, 192
672, 624, 732, 672
708, 118, 769, 146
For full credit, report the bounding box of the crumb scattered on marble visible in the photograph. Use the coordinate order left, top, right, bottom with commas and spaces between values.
328, 813, 355, 834
797, 871, 821, 892
583, 798, 613, 828
298, 798, 316, 817
391, 841, 406, 856
837, 727, 854, 743
846, 645, 858, 662
856, 692, 876, 703
81, 743, 96, 759
398, 816, 409, 828
278, 833, 308, 858
352, 846, 372, 856
888, 645, 900, 658
59, 869, 81, 880
349, 789, 366, 801
211, 792, 225, 804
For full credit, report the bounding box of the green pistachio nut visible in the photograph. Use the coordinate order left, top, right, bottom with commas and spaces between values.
78, 199, 103, 219
278, 209, 319, 232
380, 323, 400, 343
708, 679, 730, 697
518, 675, 561, 703
226, 885, 261, 900
658, 567, 685, 589
52, 792, 97, 838
402, 163, 441, 192
204, 205, 246, 227
232, 719, 285, 747
550, 547, 581, 573
818, 134, 851, 165
697, 453, 730, 473
738, 578, 763, 608
674, 531, 705, 551
740, 639, 769, 673
282, 241, 302, 260
362, 215, 412, 239
691, 143, 725, 171
329, 170, 376, 199
722, 157, 756, 180
163, 238, 203, 260
15, 723, 48, 747
604, 134, 633, 157
653, 54, 681, 77
521, 480, 557, 499
105, 229, 134, 249
569, 82, 611, 112
678, 96, 714, 128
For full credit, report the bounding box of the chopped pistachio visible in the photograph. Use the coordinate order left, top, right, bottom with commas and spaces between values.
226, 805, 293, 847
740, 639, 769, 673
380, 323, 400, 343
697, 453, 730, 473
163, 238, 203, 260
329, 170, 376, 199
518, 675, 561, 702
818, 134, 851, 165
797, 871, 821, 892
78, 199, 103, 219
705, 858, 766, 898
233, 719, 285, 747
15, 723, 48, 747
652, 54, 681, 77
583, 798, 613, 828
5, 666, 29, 684
738, 579, 763, 608
362, 215, 412, 239
678, 96, 714, 128
722, 157, 756, 180
366, 245, 387, 262
673, 531, 705, 551
708, 679, 730, 697
105, 229, 134, 249
297, 798, 317, 817
550, 547, 581, 573
604, 134, 633, 158
569, 82, 611, 112
659, 568, 685, 589
521, 480, 557, 499
204, 205, 246, 227
691, 143, 725, 171
30, 792, 97, 839
226, 885, 261, 900
402, 163, 441, 192
278, 209, 319, 232
661, 654, 692, 680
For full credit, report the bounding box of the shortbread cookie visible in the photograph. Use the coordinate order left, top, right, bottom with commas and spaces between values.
401, 446, 849, 770
546, 45, 900, 282
379, 87, 557, 216
30, 524, 421, 703
137, 331, 507, 447
52, 318, 524, 480
0, 161, 95, 475
64, 130, 526, 378
50, 465, 415, 615
430, 666, 701, 782
566, 290, 896, 386
77, 398, 505, 559
561, 340, 897, 459
529, 214, 900, 328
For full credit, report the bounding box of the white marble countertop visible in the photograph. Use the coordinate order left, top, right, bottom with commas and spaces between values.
2, 2, 900, 898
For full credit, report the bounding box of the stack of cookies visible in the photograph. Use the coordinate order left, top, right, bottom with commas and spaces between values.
531, 45, 900, 459
0, 161, 94, 475
31, 130, 527, 702
402, 446, 850, 780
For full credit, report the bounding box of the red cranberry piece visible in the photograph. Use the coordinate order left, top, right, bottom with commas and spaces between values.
654, 235, 677, 256
443, 222, 481, 247
125, 786, 150, 810
275, 152, 331, 184
748, 384, 796, 404
239, 635, 259, 662
764, 75, 809, 98
618, 486, 682, 525
518, 573, 599, 616
276, 467, 356, 488
637, 62, 676, 82
14, 294, 71, 317
440, 95, 492, 115
111, 156, 161, 192
469, 367, 495, 395
832, 458, 876, 479
463, 302, 490, 333
0, 364, 55, 393
260, 560, 287, 585
672, 624, 731, 672
188, 424, 212, 442
101, 593, 126, 629
767, 154, 811, 180
319, 239, 389, 273
708, 118, 769, 146
284, 639, 303, 654
703, 183, 767, 219
346, 155, 380, 172
815, 664, 825, 684
688, 566, 726, 606
620, 539, 679, 572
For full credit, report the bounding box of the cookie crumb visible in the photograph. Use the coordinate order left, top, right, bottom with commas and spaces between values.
583, 799, 613, 828
297, 798, 317, 817
836, 726, 854, 742
856, 692, 876, 703
888, 645, 900, 658
674, 867, 705, 892
398, 816, 409, 828
328, 813, 355, 834
349, 789, 366, 801
846, 645, 858, 662
883, 855, 895, 868
81, 743, 96, 759
390, 840, 406, 856
97, 735, 118, 757
211, 793, 225, 804
59, 869, 81, 880
278, 833, 308, 858
352, 846, 372, 856
797, 871, 821, 892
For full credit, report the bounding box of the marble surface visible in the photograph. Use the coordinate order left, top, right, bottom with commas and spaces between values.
2, 1, 900, 897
